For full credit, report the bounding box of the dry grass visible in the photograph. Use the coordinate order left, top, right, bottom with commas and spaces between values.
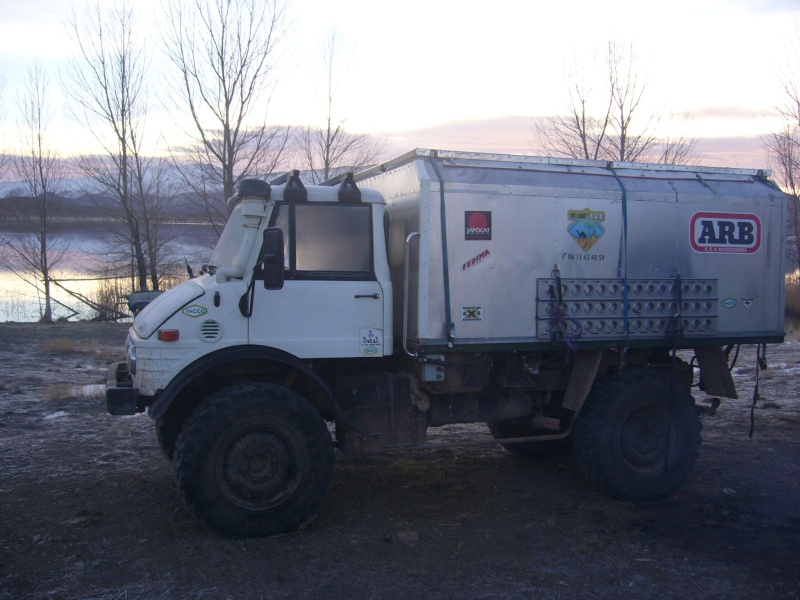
778, 415, 800, 425
38, 337, 99, 354
45, 383, 74, 402
786, 272, 800, 319
4, 381, 23, 394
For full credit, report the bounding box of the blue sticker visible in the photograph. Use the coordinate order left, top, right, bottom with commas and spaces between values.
721, 298, 737, 309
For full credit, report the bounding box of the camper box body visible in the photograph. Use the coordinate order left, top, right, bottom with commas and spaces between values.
355, 149, 785, 351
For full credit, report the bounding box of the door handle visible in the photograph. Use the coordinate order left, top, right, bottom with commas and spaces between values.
355, 293, 380, 299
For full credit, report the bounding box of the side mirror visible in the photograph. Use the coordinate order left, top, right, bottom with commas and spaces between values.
260, 227, 285, 290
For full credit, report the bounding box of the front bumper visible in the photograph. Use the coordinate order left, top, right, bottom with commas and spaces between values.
106, 362, 141, 415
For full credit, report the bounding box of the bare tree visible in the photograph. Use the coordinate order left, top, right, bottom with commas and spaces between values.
603, 38, 656, 162
764, 126, 800, 272
63, 0, 169, 292
0, 62, 68, 322
161, 0, 291, 233
297, 30, 386, 184
765, 38, 800, 273
655, 127, 700, 165
534, 51, 611, 161
534, 38, 697, 165
0, 76, 7, 171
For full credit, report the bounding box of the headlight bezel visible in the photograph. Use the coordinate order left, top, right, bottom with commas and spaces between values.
126, 335, 137, 376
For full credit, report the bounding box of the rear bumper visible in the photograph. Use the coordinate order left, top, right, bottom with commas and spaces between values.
106, 363, 141, 415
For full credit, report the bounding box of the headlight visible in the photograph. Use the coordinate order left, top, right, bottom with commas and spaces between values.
126, 337, 137, 375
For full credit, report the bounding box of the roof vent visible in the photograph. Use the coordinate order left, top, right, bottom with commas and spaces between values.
338, 172, 361, 203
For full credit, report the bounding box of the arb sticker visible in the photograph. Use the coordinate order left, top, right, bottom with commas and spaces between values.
360, 328, 382, 355
691, 212, 761, 254
465, 211, 491, 241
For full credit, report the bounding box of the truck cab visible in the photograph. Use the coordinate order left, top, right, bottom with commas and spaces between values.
109, 172, 393, 410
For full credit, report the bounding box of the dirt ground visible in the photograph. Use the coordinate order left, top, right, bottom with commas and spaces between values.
0, 321, 798, 600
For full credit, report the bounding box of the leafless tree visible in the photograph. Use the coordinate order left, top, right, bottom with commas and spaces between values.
656, 126, 700, 165
0, 75, 8, 173
161, 0, 291, 233
602, 38, 656, 162
63, 0, 170, 292
297, 30, 386, 184
534, 51, 611, 161
0, 62, 68, 322
764, 126, 800, 272
764, 38, 800, 272
534, 38, 697, 165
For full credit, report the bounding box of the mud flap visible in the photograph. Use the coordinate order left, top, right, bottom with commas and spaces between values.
561, 349, 604, 414
694, 346, 738, 399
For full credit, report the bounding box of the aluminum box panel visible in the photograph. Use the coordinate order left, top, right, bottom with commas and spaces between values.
356, 150, 786, 350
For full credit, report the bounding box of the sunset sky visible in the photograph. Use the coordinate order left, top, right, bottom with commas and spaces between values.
1, 0, 799, 169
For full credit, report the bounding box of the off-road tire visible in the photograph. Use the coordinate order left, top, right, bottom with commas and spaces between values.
487, 419, 572, 458
155, 414, 182, 462
174, 382, 334, 538
572, 369, 701, 500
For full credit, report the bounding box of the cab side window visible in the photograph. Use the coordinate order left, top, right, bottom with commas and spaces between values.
270, 202, 374, 280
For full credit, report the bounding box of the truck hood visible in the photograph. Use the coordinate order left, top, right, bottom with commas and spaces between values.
133, 281, 205, 339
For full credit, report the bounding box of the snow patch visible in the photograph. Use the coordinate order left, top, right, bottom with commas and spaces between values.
82, 384, 106, 399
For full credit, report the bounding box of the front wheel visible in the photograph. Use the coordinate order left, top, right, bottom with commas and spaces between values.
572, 369, 701, 500
174, 382, 334, 538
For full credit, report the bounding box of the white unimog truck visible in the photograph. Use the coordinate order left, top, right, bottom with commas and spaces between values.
106, 149, 787, 538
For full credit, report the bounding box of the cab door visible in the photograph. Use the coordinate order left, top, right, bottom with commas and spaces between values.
249, 201, 386, 358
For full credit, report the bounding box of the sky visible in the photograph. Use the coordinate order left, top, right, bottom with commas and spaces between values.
1, 0, 799, 170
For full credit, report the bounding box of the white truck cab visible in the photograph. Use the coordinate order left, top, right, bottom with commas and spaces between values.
112, 173, 393, 401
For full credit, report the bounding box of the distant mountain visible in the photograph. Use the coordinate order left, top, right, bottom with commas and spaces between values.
0, 190, 213, 225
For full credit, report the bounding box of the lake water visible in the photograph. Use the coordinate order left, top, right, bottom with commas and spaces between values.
0, 222, 218, 322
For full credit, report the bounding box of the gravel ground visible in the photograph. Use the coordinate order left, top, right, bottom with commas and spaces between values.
0, 321, 798, 599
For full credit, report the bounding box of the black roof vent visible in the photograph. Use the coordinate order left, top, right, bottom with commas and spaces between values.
284, 169, 307, 201
338, 172, 361, 203
235, 178, 271, 200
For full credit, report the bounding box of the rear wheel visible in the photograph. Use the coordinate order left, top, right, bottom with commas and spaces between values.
174, 382, 334, 538
572, 369, 701, 500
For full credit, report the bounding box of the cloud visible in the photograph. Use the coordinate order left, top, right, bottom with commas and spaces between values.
378, 116, 535, 158
731, 0, 800, 13
688, 106, 766, 120
377, 116, 771, 169
695, 136, 768, 168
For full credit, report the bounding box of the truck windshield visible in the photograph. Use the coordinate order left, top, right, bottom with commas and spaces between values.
208, 203, 247, 272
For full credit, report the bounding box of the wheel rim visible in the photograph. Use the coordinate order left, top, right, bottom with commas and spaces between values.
619, 402, 677, 476
216, 426, 304, 511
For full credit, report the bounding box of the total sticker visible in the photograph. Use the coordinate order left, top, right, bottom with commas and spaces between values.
360, 328, 382, 355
